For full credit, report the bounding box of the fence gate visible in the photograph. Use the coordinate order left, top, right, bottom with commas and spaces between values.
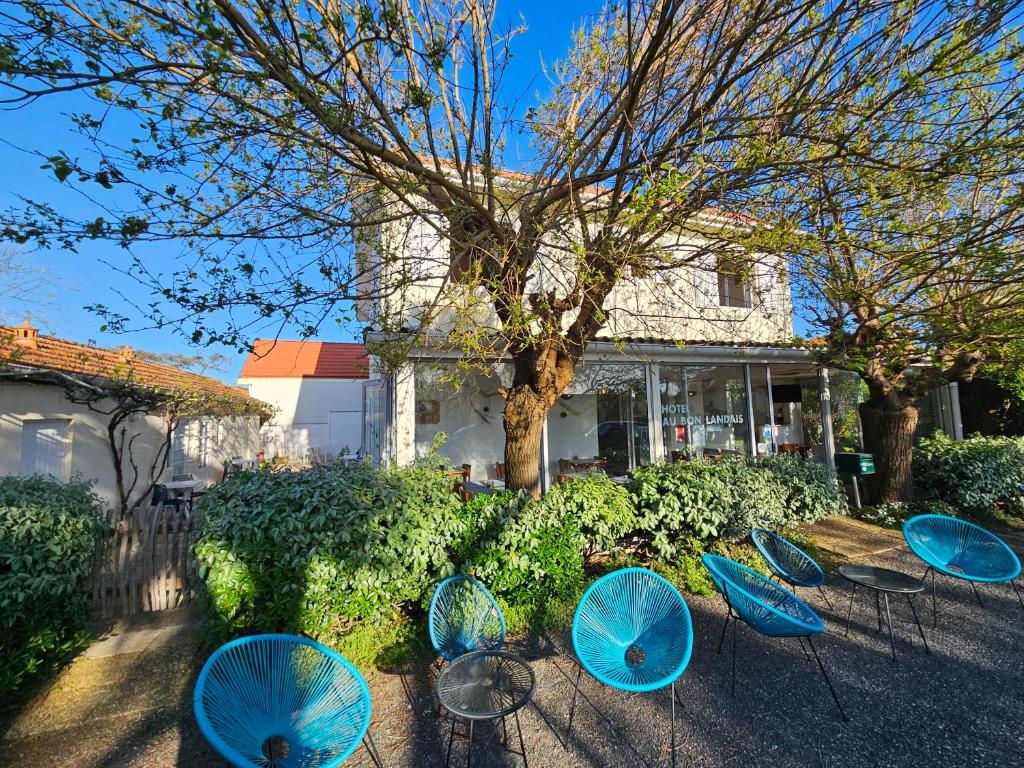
90, 505, 199, 618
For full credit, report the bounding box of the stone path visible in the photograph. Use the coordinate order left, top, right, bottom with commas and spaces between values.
803, 514, 905, 559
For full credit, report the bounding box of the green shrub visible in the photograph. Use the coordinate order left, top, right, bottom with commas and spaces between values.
194, 457, 464, 652
915, 432, 1024, 514
458, 491, 585, 631
852, 499, 959, 530
540, 474, 637, 555
0, 475, 103, 695
628, 455, 844, 556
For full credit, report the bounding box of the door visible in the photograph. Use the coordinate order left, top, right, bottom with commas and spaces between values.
362, 380, 384, 464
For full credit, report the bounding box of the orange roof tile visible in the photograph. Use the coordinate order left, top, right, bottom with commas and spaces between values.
0, 323, 254, 404
238, 340, 369, 379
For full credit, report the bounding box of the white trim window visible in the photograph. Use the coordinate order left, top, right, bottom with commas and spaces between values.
716, 256, 753, 309
198, 417, 216, 469
21, 419, 71, 481
171, 420, 188, 475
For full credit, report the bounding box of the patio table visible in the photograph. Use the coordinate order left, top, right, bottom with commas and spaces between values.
436, 650, 535, 767
840, 564, 930, 662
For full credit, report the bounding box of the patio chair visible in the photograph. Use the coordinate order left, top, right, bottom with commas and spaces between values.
750, 529, 833, 609
903, 514, 1023, 627
428, 575, 506, 662
568, 567, 693, 767
702, 554, 847, 720
194, 634, 384, 768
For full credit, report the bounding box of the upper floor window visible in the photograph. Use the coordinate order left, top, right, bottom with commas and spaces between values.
21, 419, 70, 481
717, 257, 752, 308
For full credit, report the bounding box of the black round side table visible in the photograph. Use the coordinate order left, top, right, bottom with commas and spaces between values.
839, 564, 930, 661
436, 650, 536, 767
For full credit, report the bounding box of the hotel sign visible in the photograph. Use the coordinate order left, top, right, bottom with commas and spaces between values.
661, 404, 744, 427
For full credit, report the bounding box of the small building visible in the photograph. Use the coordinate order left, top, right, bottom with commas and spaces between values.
237, 340, 369, 461
0, 321, 267, 511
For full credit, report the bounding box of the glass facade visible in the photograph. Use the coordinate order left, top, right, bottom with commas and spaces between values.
660, 365, 748, 460
547, 363, 650, 480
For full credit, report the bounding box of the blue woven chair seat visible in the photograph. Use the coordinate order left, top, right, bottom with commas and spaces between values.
194, 634, 372, 768
703, 554, 824, 637
428, 575, 506, 661
751, 529, 825, 588
572, 567, 693, 692
904, 515, 1021, 583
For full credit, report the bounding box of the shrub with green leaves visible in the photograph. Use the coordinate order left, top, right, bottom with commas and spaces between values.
539, 473, 637, 555
915, 432, 1024, 514
0, 475, 103, 695
194, 457, 464, 650
628, 455, 845, 557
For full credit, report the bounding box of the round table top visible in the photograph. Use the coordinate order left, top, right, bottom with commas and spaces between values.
839, 564, 924, 594
436, 651, 536, 720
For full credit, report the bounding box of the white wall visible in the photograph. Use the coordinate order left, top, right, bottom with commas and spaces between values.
546, 395, 600, 479
0, 378, 261, 510
238, 376, 365, 460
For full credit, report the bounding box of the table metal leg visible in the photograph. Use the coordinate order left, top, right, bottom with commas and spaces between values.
844, 583, 857, 637
882, 593, 896, 662
875, 590, 882, 632
670, 681, 678, 768
514, 708, 529, 768
466, 719, 474, 768
907, 594, 930, 654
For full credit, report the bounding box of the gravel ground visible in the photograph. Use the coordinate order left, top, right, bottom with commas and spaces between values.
3, 528, 1022, 768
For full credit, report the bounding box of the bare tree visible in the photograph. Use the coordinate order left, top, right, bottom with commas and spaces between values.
1, 0, 1018, 493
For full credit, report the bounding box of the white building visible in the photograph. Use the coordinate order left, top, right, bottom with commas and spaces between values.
237, 340, 369, 461
354, 184, 963, 488
0, 321, 265, 510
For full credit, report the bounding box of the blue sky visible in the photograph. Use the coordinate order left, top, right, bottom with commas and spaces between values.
0, 2, 594, 381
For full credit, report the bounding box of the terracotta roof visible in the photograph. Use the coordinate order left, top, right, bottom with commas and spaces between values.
0, 322, 254, 403
238, 340, 369, 379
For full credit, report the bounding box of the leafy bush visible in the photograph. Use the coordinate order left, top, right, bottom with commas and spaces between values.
0, 475, 103, 695
852, 499, 959, 530
628, 456, 845, 557
456, 490, 586, 631
540, 474, 637, 555
915, 432, 1024, 514
194, 457, 464, 654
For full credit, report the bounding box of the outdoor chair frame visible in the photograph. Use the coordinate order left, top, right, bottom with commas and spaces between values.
703, 554, 847, 721
903, 514, 1024, 628
567, 567, 694, 768
750, 528, 833, 609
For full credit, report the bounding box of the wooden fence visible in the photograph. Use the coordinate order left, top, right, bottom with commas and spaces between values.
90, 505, 199, 618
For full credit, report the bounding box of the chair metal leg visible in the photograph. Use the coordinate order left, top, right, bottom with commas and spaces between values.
970, 580, 985, 608
907, 594, 930, 654
730, 614, 739, 697
363, 731, 385, 768
670, 681, 678, 768
1013, 579, 1024, 614
924, 567, 937, 628
882, 593, 896, 662
844, 583, 857, 637
566, 665, 582, 749
797, 636, 812, 662
807, 636, 848, 721
717, 612, 731, 655
818, 585, 834, 610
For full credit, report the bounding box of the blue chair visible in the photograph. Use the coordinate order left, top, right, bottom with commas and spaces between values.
568, 567, 693, 767
428, 575, 506, 662
194, 634, 383, 767
903, 514, 1023, 627
702, 554, 846, 720
751, 529, 833, 609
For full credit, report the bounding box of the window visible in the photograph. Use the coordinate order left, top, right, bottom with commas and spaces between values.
21, 419, 71, 481
660, 366, 748, 459
717, 257, 752, 308
171, 420, 188, 475
198, 418, 215, 469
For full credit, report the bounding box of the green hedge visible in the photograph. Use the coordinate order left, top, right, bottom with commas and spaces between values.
0, 475, 103, 695
915, 432, 1024, 514
628, 455, 846, 558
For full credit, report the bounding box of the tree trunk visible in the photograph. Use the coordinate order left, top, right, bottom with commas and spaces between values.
858, 401, 918, 504
503, 384, 550, 498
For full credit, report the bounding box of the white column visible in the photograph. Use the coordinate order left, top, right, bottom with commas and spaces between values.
818, 367, 836, 471
648, 364, 664, 463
